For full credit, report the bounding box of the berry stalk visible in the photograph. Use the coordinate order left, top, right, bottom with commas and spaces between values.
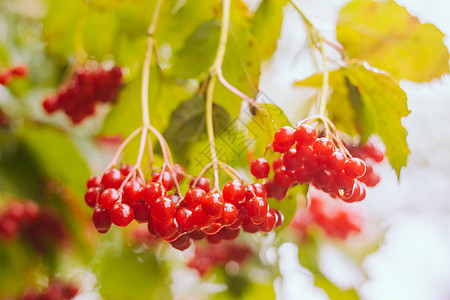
205, 0, 231, 191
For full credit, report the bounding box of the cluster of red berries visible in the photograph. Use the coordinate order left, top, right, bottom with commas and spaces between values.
0, 200, 70, 255
250, 124, 371, 203
290, 188, 362, 240
187, 242, 253, 276
42, 66, 122, 123
0, 200, 40, 241
85, 164, 283, 251
1, 279, 80, 300
0, 64, 28, 86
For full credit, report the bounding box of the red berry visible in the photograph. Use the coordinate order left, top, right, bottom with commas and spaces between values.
344, 157, 366, 178
324, 151, 346, 172
206, 233, 223, 244
293, 166, 310, 184
100, 188, 121, 209
101, 168, 125, 189
190, 176, 211, 192
132, 203, 151, 223
272, 141, 290, 153
294, 124, 317, 146
42, 95, 59, 113
0, 70, 12, 85
152, 170, 175, 191
202, 222, 223, 235
87, 175, 101, 188
246, 182, 267, 200
201, 193, 225, 218
110, 203, 134, 227
312, 138, 335, 157
173, 164, 185, 182
119, 164, 135, 176
296, 144, 314, 161
151, 197, 176, 220
11, 65, 28, 77
176, 208, 195, 232
152, 218, 178, 240
218, 203, 238, 225
92, 207, 111, 233
123, 180, 143, 205
85, 187, 100, 208
183, 188, 205, 208
274, 126, 295, 148
219, 227, 240, 240
7, 202, 25, 221
191, 205, 213, 228
264, 179, 288, 200
242, 218, 260, 233
259, 209, 277, 233
142, 182, 166, 205
250, 158, 270, 178
189, 228, 206, 240
170, 234, 192, 251
272, 156, 284, 170
23, 202, 40, 220
274, 167, 295, 187
222, 181, 246, 205
246, 196, 268, 224
283, 148, 302, 171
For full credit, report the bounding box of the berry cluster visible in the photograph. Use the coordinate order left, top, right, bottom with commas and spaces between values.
251, 124, 370, 203
0, 64, 28, 86
2, 279, 80, 300
42, 66, 122, 124
0, 200, 40, 241
346, 141, 384, 187
187, 242, 253, 276
0, 200, 70, 255
85, 164, 283, 251
290, 188, 362, 240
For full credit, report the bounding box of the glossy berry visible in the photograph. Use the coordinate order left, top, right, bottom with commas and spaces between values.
250, 158, 270, 179
259, 209, 277, 233
119, 164, 135, 176
246, 182, 267, 199
201, 193, 225, 218
274, 126, 295, 148
101, 168, 124, 189
274, 167, 295, 187
176, 208, 195, 232
122, 180, 143, 205
312, 138, 335, 157
272, 156, 284, 170
86, 175, 101, 188
202, 222, 223, 235
324, 151, 346, 172
152, 170, 175, 191
184, 187, 206, 208
246, 196, 269, 224
344, 157, 366, 178
100, 188, 121, 210
294, 124, 317, 146
85, 187, 100, 208
142, 182, 166, 205
222, 181, 246, 205
191, 205, 213, 228
220, 227, 240, 240
92, 207, 111, 233
173, 164, 186, 182
283, 148, 302, 171
110, 203, 134, 227
272, 141, 290, 153
190, 176, 211, 192
170, 234, 192, 251
264, 179, 288, 200
132, 203, 151, 223
151, 196, 176, 220
219, 203, 238, 225
152, 218, 178, 240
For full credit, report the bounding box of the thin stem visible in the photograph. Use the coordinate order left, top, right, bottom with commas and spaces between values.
205, 0, 231, 191
317, 37, 329, 116
106, 127, 143, 170
141, 0, 164, 128
217, 71, 259, 109
135, 127, 149, 167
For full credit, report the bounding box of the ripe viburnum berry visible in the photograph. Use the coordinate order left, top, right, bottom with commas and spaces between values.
250, 158, 270, 179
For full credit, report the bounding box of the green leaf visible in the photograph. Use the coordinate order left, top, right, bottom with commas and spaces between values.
95, 240, 170, 300
19, 123, 90, 200
247, 104, 291, 157
337, 0, 450, 82
295, 64, 410, 178
163, 95, 232, 165
170, 19, 221, 79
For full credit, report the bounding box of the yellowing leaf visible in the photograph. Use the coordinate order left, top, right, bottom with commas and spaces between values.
295, 64, 409, 178
337, 0, 450, 82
